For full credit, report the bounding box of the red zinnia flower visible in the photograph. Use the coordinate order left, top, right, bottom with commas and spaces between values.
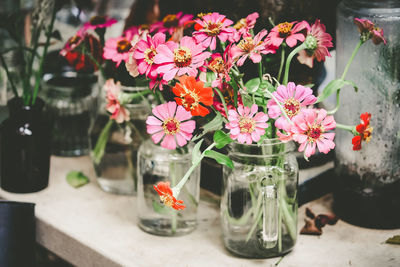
153, 182, 185, 210
352, 112, 373, 150
172, 75, 213, 117
353, 18, 386, 45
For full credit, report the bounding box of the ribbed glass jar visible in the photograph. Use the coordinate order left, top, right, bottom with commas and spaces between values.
335, 0, 400, 228
221, 139, 298, 258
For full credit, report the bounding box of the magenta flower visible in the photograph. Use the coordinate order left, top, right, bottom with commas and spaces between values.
291, 109, 336, 158
297, 19, 333, 68
207, 44, 235, 88
193, 12, 235, 50
233, 12, 259, 38
225, 104, 269, 144
130, 32, 166, 80
146, 102, 196, 150
104, 79, 130, 123
83, 15, 117, 30
267, 82, 317, 129
267, 21, 310, 48
150, 12, 193, 35
353, 18, 386, 45
231, 30, 277, 66
153, 36, 211, 81
103, 31, 138, 67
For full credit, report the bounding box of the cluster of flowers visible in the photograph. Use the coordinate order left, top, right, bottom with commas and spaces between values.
61, 13, 384, 210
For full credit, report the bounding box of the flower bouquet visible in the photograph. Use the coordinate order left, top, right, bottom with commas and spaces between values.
95, 10, 385, 254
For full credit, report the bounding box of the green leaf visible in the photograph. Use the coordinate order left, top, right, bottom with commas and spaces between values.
214, 130, 233, 149
385, 235, 400, 245
303, 83, 315, 89
191, 113, 223, 142
66, 171, 89, 188
259, 80, 275, 93
316, 78, 358, 103
229, 78, 239, 107
192, 139, 204, 165
244, 78, 260, 93
204, 150, 234, 169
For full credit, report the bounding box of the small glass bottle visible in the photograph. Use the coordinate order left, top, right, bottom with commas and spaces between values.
90, 85, 150, 195
335, 0, 400, 228
137, 139, 200, 236
221, 139, 298, 258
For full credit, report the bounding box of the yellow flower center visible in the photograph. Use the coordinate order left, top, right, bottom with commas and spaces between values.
117, 39, 132, 53
277, 22, 293, 37
144, 48, 157, 64
160, 195, 174, 207
163, 14, 179, 28
306, 125, 324, 142
209, 57, 225, 73
162, 118, 180, 135
237, 37, 255, 53
204, 22, 222, 37
197, 12, 211, 18
283, 98, 301, 118
239, 117, 256, 133
234, 18, 247, 30
363, 126, 373, 142
174, 47, 192, 67
69, 35, 81, 45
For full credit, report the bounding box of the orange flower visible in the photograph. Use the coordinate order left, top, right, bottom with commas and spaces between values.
352, 112, 373, 151
153, 182, 186, 210
172, 75, 213, 117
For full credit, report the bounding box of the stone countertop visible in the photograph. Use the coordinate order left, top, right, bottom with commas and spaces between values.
0, 156, 399, 267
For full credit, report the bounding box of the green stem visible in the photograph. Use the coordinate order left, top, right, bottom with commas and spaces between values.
173, 142, 216, 197
0, 53, 18, 97
32, 3, 57, 105
170, 160, 177, 234
282, 43, 307, 85
92, 119, 114, 164
327, 40, 364, 115
335, 123, 356, 134
214, 87, 229, 118
277, 47, 285, 82
341, 40, 363, 80
83, 45, 106, 79
258, 61, 263, 82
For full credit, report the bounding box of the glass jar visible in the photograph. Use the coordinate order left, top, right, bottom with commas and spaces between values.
221, 139, 298, 258
90, 85, 150, 195
137, 139, 200, 236
335, 0, 400, 228
41, 72, 98, 156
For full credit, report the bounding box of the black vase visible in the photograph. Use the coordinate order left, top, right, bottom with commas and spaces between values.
0, 97, 51, 193
0, 201, 36, 267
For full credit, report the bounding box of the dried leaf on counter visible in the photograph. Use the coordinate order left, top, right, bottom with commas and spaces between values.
66, 171, 89, 188
306, 207, 316, 219
385, 235, 400, 245
300, 218, 322, 235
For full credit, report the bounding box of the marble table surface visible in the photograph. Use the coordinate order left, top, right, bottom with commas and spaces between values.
0, 156, 399, 267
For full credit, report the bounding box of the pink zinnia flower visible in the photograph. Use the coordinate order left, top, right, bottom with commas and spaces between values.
193, 12, 235, 50
207, 44, 235, 88
129, 32, 166, 81
225, 104, 269, 144
103, 31, 137, 67
231, 30, 277, 66
104, 79, 130, 123
297, 19, 333, 68
290, 109, 336, 158
233, 12, 259, 38
150, 12, 193, 35
153, 36, 211, 81
146, 102, 196, 150
353, 18, 386, 45
267, 82, 317, 129
83, 15, 117, 30
267, 21, 310, 48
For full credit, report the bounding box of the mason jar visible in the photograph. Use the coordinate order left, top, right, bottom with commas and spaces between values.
90, 85, 150, 195
221, 139, 298, 258
335, 0, 400, 228
137, 139, 200, 236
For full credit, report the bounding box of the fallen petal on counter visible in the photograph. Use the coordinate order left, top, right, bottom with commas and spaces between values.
300, 218, 322, 235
